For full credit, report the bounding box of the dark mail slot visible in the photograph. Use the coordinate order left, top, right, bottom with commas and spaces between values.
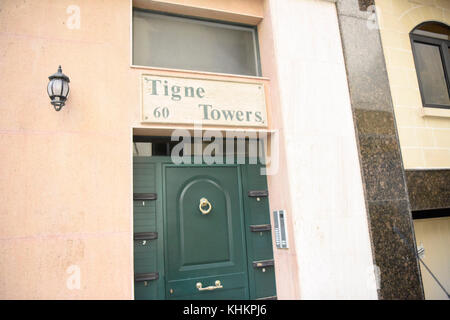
248, 190, 268, 198
135, 272, 159, 282
134, 193, 157, 201
134, 232, 158, 241
253, 259, 275, 268
250, 224, 271, 232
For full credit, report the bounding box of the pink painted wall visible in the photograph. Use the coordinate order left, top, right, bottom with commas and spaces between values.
257, 1, 301, 300
0, 0, 301, 299
0, 0, 137, 299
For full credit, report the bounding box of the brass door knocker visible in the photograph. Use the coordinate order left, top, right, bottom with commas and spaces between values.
199, 197, 212, 215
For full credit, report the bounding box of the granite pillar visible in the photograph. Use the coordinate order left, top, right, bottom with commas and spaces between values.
335, 0, 424, 299
405, 169, 450, 212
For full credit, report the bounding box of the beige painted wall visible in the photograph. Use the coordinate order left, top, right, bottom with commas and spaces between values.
133, 0, 264, 24
414, 217, 450, 300
376, 0, 450, 300
375, 0, 450, 169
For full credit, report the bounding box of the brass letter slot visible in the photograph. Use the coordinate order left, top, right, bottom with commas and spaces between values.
250, 224, 271, 232
252, 259, 275, 268
196, 280, 223, 291
134, 232, 158, 241
135, 272, 159, 282
134, 193, 157, 201
248, 190, 268, 198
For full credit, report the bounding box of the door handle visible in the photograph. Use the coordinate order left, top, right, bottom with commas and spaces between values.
196, 280, 223, 291
199, 197, 212, 215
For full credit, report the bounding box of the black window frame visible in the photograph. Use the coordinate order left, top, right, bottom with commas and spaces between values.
410, 31, 450, 110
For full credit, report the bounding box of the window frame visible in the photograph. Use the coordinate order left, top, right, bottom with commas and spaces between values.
131, 8, 263, 77
410, 32, 450, 110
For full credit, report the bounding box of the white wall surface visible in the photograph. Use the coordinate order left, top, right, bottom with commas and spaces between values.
266, 0, 378, 299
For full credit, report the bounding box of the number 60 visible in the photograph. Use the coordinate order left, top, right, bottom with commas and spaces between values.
153, 107, 169, 119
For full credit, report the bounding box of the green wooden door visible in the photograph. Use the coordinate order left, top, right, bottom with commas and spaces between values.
165, 165, 249, 299
133, 156, 277, 300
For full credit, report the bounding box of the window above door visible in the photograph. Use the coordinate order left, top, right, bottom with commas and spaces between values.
132, 9, 261, 77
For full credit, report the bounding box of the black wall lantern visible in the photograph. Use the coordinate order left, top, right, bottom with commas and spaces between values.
47, 66, 70, 111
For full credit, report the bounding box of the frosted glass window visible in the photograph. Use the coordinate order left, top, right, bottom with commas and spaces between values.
413, 42, 450, 106
133, 10, 260, 76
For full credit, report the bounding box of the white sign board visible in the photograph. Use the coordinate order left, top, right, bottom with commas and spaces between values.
142, 74, 267, 127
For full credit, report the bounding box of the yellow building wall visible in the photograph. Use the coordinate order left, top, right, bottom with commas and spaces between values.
413, 217, 450, 300
376, 0, 450, 301
375, 0, 450, 169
